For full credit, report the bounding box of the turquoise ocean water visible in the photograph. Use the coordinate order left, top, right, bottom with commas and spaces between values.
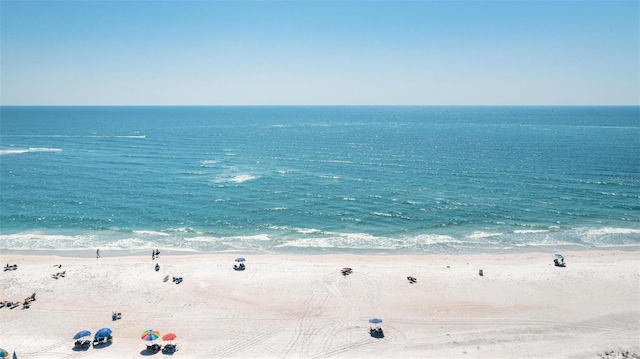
1, 106, 638, 254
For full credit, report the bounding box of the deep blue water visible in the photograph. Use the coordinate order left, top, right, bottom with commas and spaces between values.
1, 106, 638, 253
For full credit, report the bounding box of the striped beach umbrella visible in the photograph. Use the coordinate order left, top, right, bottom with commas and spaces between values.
141, 329, 160, 341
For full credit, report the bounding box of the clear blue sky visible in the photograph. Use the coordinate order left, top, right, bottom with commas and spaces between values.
1, 1, 638, 105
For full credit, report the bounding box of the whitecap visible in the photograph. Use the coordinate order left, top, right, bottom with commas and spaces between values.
200, 160, 219, 167
0, 147, 62, 155
513, 229, 550, 234
133, 230, 171, 237
372, 212, 393, 217
229, 174, 256, 183
584, 227, 640, 235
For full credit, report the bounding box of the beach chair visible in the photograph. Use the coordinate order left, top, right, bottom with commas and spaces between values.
9, 301, 21, 309
162, 344, 177, 354
0, 301, 6, 308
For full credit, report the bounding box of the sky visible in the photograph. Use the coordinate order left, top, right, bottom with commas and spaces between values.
1, 1, 638, 106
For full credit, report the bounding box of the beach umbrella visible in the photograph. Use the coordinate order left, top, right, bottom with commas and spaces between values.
369, 318, 383, 325
73, 330, 91, 340
235, 257, 245, 262
141, 329, 160, 341
0, 349, 8, 358
162, 333, 177, 342
553, 253, 564, 259
94, 327, 112, 339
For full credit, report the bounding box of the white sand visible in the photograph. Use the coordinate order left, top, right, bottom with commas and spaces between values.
0, 250, 638, 358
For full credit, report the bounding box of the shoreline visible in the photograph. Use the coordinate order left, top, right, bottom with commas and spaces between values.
1, 250, 638, 358
1, 244, 639, 259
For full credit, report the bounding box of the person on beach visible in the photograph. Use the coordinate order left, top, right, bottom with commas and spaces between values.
96, 249, 100, 258
152, 251, 155, 260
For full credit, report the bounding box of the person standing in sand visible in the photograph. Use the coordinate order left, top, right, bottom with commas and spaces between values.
96, 249, 100, 258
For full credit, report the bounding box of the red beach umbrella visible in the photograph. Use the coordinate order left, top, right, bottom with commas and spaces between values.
162, 333, 177, 341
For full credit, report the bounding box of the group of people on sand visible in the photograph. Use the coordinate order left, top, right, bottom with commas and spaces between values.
0, 292, 35, 310
146, 343, 177, 354
152, 249, 160, 260
4, 263, 18, 271
554, 258, 565, 266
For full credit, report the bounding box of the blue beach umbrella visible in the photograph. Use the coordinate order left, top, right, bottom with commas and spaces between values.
235, 257, 245, 262
73, 330, 91, 340
553, 253, 564, 259
369, 318, 383, 325
94, 327, 112, 339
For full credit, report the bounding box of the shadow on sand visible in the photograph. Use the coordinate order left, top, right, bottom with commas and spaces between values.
92, 341, 113, 349
140, 349, 160, 356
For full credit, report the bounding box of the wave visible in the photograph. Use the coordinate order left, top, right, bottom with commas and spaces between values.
465, 231, 503, 239
0, 226, 638, 253
132, 230, 171, 237
215, 174, 257, 183
513, 229, 551, 234
0, 147, 62, 155
200, 160, 219, 167
3, 135, 146, 139
583, 228, 640, 235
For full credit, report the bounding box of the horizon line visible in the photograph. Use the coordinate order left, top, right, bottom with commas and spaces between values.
2, 104, 639, 107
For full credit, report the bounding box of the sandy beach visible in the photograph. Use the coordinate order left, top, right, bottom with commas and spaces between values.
0, 250, 638, 358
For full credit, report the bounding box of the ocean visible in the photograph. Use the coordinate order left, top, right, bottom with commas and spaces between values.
1, 106, 638, 254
